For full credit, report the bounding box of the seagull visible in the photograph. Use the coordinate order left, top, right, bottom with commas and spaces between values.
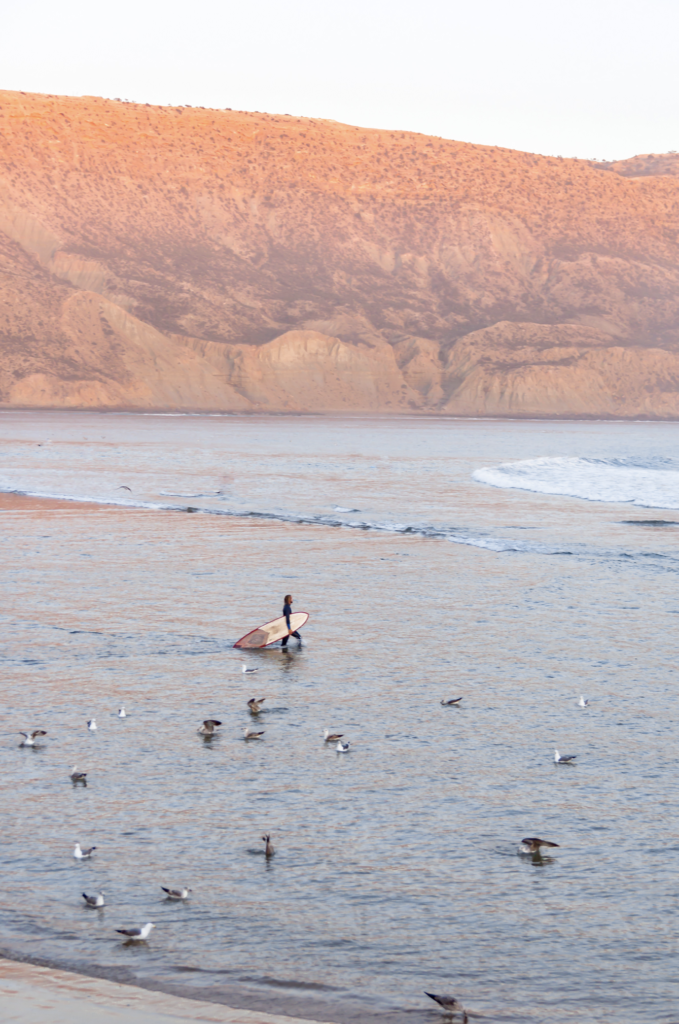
336, 740, 350, 752
323, 728, 344, 742
118, 707, 127, 718
578, 696, 589, 707
244, 726, 265, 739
117, 485, 132, 492
262, 834, 275, 857
116, 922, 155, 941
82, 892, 105, 907
424, 993, 468, 1019
440, 697, 463, 706
247, 697, 266, 713
19, 729, 47, 746
554, 749, 577, 763
70, 765, 87, 783
518, 837, 559, 855
161, 886, 191, 899
87, 719, 97, 731
198, 719, 222, 736
73, 842, 96, 860
242, 663, 259, 674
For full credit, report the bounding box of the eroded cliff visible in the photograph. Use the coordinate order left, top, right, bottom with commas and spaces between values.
1, 90, 679, 416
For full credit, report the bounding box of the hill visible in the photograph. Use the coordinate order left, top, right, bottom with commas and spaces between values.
1, 89, 679, 416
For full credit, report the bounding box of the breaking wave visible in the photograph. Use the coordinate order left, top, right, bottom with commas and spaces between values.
473, 456, 679, 510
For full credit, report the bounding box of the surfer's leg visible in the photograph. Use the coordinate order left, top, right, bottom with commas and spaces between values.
281, 635, 289, 648
291, 630, 302, 646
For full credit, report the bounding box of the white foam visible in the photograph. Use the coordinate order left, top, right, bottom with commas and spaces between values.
473, 457, 679, 510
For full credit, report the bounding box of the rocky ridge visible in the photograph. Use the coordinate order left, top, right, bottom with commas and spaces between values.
1, 90, 679, 416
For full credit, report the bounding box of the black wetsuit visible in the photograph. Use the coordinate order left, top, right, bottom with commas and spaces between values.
281, 601, 301, 648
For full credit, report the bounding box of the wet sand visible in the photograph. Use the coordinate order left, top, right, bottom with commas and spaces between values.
0, 957, 333, 1024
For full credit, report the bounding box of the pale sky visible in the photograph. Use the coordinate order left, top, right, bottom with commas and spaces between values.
2, 0, 678, 160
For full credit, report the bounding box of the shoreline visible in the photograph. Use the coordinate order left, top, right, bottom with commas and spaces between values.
0, 954, 336, 1024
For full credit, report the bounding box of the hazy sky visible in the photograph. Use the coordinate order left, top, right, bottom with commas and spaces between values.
2, 0, 677, 160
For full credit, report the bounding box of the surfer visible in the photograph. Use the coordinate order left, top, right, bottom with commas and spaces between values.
282, 594, 302, 649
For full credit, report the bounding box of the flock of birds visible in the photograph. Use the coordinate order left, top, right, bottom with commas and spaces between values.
16, 661, 592, 1018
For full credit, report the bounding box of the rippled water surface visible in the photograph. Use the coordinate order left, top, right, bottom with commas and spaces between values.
1, 412, 678, 1024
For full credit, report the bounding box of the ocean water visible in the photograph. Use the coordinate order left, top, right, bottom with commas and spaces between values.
0, 411, 678, 1024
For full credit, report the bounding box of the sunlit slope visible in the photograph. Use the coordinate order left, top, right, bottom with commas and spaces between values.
1, 89, 679, 415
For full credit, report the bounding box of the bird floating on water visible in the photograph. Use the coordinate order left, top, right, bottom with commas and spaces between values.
323, 728, 344, 742
440, 697, 463, 706
578, 696, 589, 707
73, 842, 96, 860
424, 992, 468, 1019
198, 719, 222, 736
82, 891, 105, 907
244, 726, 265, 740
554, 749, 577, 764
19, 729, 47, 746
118, 707, 126, 718
70, 765, 87, 783
87, 719, 97, 732
161, 886, 191, 899
518, 837, 559, 855
116, 922, 155, 941
262, 834, 275, 857
336, 740, 350, 753
242, 663, 259, 674
247, 697, 265, 713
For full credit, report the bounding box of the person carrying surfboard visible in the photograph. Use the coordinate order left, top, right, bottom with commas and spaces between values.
282, 594, 303, 649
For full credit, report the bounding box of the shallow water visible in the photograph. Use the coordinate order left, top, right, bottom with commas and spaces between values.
0, 412, 678, 1024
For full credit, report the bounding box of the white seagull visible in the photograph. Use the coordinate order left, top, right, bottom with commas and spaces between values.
336, 740, 350, 753
243, 726, 265, 739
116, 922, 155, 941
161, 886, 191, 899
87, 719, 97, 731
554, 749, 577, 764
118, 707, 127, 718
73, 842, 96, 860
82, 891, 105, 907
70, 765, 87, 783
242, 663, 259, 674
19, 729, 47, 746
578, 696, 589, 708
324, 728, 344, 742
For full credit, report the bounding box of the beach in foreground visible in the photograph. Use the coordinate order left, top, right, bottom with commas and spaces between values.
0, 957, 330, 1024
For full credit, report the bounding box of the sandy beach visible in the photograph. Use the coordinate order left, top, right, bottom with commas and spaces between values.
0, 957, 331, 1024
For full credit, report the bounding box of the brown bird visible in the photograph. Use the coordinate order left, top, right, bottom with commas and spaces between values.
197, 719, 222, 736
518, 837, 559, 854
247, 698, 266, 714
425, 993, 468, 1019
244, 726, 265, 740
262, 834, 275, 857
323, 728, 344, 742
19, 729, 47, 746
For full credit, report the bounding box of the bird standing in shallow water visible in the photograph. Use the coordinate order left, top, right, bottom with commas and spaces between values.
82, 892, 105, 907
19, 729, 46, 746
73, 842, 96, 860
554, 749, 577, 763
518, 837, 559, 855
197, 719, 222, 736
161, 886, 191, 899
116, 922, 155, 941
424, 992, 468, 1019
262, 834, 275, 857
244, 726, 265, 739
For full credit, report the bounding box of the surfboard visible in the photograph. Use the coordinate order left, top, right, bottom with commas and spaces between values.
233, 611, 309, 649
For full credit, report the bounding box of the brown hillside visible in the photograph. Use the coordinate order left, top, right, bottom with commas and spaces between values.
1, 89, 679, 416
